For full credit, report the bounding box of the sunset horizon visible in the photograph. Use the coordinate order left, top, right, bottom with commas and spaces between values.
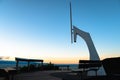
0, 0, 120, 64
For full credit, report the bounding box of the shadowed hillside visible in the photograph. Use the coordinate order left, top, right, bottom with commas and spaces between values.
102, 57, 120, 75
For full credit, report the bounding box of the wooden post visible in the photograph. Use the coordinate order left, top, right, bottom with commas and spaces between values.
16, 60, 19, 72
28, 61, 30, 71
41, 61, 43, 71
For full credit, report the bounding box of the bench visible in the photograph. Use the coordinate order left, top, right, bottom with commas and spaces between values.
0, 68, 17, 80
79, 60, 102, 76
71, 60, 102, 80
0, 69, 9, 80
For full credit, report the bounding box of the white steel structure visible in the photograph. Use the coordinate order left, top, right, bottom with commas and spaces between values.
70, 2, 106, 76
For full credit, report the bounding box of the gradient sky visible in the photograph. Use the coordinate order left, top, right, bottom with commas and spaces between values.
0, 0, 120, 64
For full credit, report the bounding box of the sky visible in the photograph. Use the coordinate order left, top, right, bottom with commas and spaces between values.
0, 0, 120, 64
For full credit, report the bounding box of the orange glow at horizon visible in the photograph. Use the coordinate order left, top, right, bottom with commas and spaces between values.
1, 55, 120, 64
44, 57, 89, 64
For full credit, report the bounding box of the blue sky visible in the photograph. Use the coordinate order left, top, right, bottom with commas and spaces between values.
0, 0, 120, 64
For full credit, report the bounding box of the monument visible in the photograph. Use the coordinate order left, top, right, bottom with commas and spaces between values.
70, 2, 106, 76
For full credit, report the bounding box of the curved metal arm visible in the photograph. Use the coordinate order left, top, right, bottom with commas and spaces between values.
72, 26, 106, 75
73, 26, 100, 60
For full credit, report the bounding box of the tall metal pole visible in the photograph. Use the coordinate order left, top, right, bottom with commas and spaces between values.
70, 2, 73, 43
